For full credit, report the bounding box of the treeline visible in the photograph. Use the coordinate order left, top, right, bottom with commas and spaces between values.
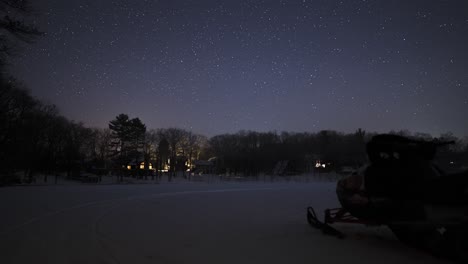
1, 76, 100, 182
105, 114, 208, 181
207, 129, 368, 175
206, 130, 468, 176
2, 76, 468, 184
0, 80, 211, 182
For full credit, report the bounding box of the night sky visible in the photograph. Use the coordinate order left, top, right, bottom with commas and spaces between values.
12, 0, 468, 137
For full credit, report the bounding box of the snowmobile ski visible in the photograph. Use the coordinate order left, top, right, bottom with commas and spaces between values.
307, 207, 345, 238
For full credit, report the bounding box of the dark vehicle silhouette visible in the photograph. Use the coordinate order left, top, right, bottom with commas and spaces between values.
308, 134, 468, 262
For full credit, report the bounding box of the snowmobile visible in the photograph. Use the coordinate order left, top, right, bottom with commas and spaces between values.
307, 134, 468, 262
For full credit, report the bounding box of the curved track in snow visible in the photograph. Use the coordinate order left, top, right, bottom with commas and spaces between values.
0, 182, 451, 264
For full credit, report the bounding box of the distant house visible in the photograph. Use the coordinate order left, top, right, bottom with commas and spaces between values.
192, 160, 214, 174
125, 159, 153, 170
314, 159, 334, 172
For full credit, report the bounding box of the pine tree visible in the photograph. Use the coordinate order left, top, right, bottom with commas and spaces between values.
108, 114, 146, 171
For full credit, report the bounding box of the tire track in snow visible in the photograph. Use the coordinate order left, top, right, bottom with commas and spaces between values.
0, 187, 276, 236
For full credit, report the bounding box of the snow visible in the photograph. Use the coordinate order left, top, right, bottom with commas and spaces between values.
0, 182, 452, 264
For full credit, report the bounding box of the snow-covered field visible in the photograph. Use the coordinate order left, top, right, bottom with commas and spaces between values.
0, 182, 452, 264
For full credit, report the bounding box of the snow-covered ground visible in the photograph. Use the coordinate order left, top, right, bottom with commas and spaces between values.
0, 182, 452, 264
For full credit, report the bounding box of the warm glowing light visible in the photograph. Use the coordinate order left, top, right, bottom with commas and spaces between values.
127, 165, 131, 170
139, 162, 153, 170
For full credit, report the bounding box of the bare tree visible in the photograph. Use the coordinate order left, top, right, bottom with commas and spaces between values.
0, 0, 42, 66
157, 128, 186, 180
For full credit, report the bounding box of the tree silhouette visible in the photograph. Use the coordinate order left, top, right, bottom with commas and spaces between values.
0, 0, 42, 66
158, 138, 169, 178
108, 114, 146, 175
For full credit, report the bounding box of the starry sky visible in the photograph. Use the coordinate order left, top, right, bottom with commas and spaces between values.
12, 0, 468, 137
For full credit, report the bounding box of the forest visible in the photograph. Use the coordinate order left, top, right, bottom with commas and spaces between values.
1, 78, 468, 185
